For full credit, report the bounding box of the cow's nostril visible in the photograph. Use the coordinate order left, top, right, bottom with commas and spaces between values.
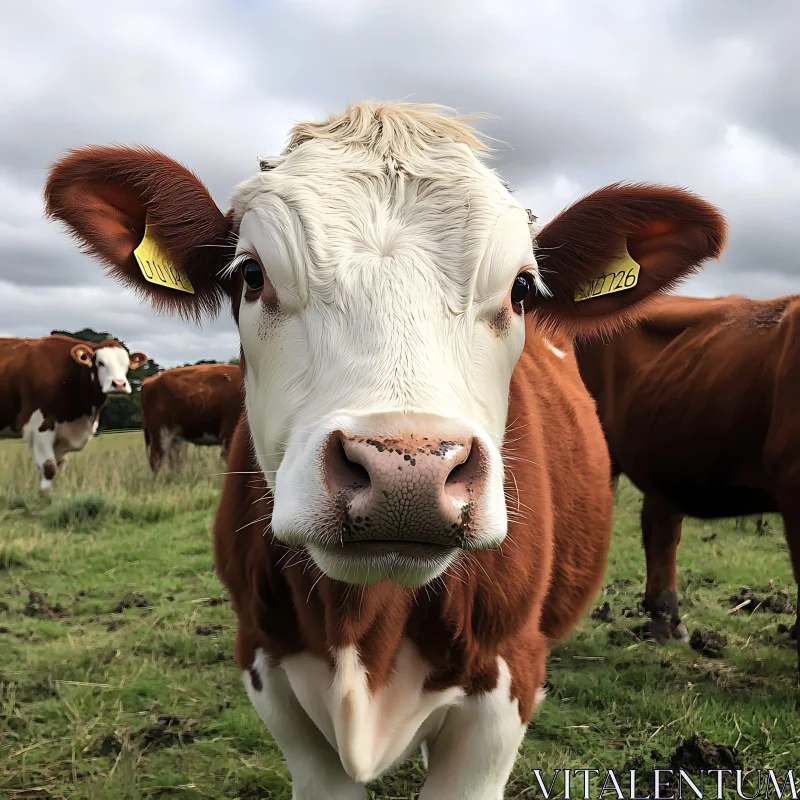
444, 438, 482, 504
325, 431, 371, 496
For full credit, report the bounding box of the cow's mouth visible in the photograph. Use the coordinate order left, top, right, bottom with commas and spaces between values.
332, 540, 456, 559
305, 539, 459, 586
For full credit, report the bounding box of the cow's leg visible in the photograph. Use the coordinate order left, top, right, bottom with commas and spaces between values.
169, 438, 188, 470
641, 493, 688, 644
145, 426, 165, 474
29, 427, 58, 491
244, 651, 366, 800
419, 661, 530, 800
777, 495, 800, 672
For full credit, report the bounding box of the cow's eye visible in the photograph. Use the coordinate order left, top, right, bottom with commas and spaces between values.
241, 259, 265, 292
511, 272, 534, 305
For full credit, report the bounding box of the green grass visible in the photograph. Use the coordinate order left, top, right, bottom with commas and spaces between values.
1, 433, 798, 798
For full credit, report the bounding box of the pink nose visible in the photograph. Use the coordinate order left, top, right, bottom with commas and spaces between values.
324, 431, 485, 547
111, 379, 127, 389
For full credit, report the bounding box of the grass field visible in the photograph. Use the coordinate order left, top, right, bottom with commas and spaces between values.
1, 432, 798, 799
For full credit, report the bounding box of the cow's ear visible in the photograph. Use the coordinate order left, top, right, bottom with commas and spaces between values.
529, 184, 727, 338
70, 344, 94, 367
45, 146, 235, 320
128, 351, 148, 369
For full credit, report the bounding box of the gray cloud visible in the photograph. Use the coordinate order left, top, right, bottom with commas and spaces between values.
1, 0, 798, 366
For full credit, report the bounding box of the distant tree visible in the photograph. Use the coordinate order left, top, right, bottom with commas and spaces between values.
51, 328, 162, 431
229, 356, 240, 365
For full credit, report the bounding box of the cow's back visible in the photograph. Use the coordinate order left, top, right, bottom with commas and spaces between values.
0, 337, 78, 430
141, 364, 242, 441
578, 295, 799, 517
0, 338, 31, 429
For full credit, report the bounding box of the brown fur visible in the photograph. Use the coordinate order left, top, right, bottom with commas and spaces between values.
44, 145, 725, 739
44, 147, 236, 321
141, 363, 243, 472
577, 293, 800, 654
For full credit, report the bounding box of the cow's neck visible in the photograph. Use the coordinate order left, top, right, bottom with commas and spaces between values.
59, 368, 106, 423
228, 426, 540, 690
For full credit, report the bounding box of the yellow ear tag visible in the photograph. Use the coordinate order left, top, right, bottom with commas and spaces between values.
575, 246, 640, 303
133, 223, 195, 294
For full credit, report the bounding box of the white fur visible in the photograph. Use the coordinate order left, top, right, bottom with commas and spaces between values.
245, 644, 533, 797
419, 658, 529, 799
231, 104, 540, 585
244, 650, 366, 800
22, 410, 57, 491
94, 346, 132, 394
22, 409, 96, 490
543, 339, 567, 359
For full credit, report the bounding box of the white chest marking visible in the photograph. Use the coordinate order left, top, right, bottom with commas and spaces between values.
281, 640, 464, 783
53, 413, 96, 455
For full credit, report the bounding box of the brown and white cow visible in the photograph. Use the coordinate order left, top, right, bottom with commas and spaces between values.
0, 335, 146, 490
45, 103, 725, 798
141, 363, 243, 472
577, 293, 800, 651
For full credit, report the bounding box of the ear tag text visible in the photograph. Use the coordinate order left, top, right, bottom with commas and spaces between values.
575, 246, 640, 303
133, 224, 195, 294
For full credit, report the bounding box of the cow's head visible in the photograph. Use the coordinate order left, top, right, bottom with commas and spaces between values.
45, 103, 725, 586
70, 340, 148, 394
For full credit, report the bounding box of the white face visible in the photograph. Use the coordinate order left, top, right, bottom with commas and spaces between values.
94, 346, 133, 394
231, 137, 539, 586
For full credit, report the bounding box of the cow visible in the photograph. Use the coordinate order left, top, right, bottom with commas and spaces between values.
140, 363, 243, 473
44, 102, 725, 798
577, 293, 800, 654
0, 335, 147, 490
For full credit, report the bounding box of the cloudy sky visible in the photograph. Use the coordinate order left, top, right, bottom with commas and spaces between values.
2, 0, 798, 367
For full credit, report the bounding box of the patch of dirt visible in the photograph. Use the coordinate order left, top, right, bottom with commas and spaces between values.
0, 626, 9, 634
88, 726, 129, 757
139, 714, 197, 748
111, 592, 149, 613
602, 579, 634, 597
777, 622, 797, 641
669, 734, 742, 771
609, 624, 652, 647
621, 604, 645, 618
106, 619, 123, 632
591, 602, 615, 622
689, 628, 728, 658
24, 590, 64, 619
0, 600, 9, 612
196, 624, 223, 636
196, 596, 228, 606
729, 587, 795, 614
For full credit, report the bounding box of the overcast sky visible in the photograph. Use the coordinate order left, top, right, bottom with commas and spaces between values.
2, 0, 799, 367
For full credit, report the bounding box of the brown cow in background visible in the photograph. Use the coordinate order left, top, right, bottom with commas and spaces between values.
0, 335, 146, 490
577, 293, 800, 658
141, 363, 242, 472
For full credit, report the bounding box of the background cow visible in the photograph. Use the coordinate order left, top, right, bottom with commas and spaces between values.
141, 363, 243, 473
0, 335, 147, 490
577, 294, 800, 656
45, 103, 724, 798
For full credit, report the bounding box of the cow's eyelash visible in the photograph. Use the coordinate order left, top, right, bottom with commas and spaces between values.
221, 253, 260, 281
